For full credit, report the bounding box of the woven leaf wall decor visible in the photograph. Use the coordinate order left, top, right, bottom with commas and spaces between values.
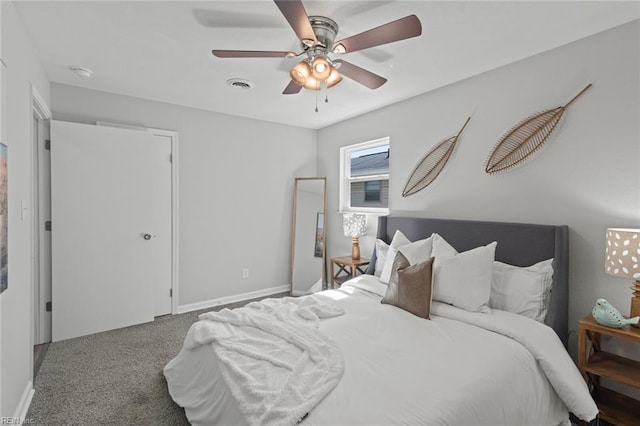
402, 116, 471, 197
485, 84, 592, 174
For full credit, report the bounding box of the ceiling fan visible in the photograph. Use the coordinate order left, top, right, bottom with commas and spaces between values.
212, 0, 422, 95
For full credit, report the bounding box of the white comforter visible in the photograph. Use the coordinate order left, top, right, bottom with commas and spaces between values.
165, 275, 598, 425
429, 301, 598, 421
180, 295, 346, 426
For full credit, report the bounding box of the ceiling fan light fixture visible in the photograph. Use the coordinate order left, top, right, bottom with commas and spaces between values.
333, 44, 346, 54
326, 67, 342, 88
302, 75, 321, 91
290, 61, 311, 85
311, 56, 331, 80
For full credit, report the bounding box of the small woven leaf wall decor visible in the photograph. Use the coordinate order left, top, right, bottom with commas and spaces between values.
402, 116, 471, 197
485, 83, 592, 174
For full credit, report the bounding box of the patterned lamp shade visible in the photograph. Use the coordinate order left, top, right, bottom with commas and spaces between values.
605, 228, 640, 326
605, 228, 640, 279
343, 214, 367, 237
344, 214, 367, 261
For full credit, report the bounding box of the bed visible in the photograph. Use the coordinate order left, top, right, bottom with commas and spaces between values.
164, 216, 597, 426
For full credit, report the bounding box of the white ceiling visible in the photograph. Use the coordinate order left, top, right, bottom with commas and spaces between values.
14, 1, 640, 130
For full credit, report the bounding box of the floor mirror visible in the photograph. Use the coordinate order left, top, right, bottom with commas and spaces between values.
291, 177, 327, 296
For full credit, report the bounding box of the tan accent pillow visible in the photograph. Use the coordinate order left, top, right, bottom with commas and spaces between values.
381, 254, 434, 319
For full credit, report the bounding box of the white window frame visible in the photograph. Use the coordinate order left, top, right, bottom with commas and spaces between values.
339, 137, 389, 214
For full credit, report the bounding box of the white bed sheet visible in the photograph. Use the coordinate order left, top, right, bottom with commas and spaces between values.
165, 275, 591, 425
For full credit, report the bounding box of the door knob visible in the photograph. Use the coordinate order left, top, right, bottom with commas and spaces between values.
143, 233, 152, 240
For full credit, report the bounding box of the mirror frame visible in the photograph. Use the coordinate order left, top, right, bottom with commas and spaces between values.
290, 177, 327, 296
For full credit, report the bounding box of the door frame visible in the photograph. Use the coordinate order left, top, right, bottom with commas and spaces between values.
31, 84, 51, 346
96, 121, 179, 315
31, 115, 180, 344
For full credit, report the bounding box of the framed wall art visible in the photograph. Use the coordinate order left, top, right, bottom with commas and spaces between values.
0, 142, 7, 294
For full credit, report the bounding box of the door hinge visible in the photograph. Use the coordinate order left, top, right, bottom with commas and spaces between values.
170, 288, 173, 298
45, 220, 52, 231
44, 139, 51, 150
45, 301, 52, 312
169, 153, 172, 164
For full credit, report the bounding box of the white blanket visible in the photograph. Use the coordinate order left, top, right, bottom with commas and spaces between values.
183, 295, 345, 426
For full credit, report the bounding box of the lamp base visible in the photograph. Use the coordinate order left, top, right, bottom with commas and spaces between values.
631, 280, 640, 328
352, 237, 360, 260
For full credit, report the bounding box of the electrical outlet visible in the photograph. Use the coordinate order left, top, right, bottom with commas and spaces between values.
242, 268, 249, 279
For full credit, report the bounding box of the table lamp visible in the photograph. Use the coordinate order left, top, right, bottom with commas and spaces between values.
343, 213, 367, 260
605, 228, 640, 327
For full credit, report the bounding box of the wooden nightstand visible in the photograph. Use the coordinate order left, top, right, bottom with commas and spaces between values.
330, 256, 369, 288
578, 315, 640, 425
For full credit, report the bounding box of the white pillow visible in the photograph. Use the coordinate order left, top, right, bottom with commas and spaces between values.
398, 235, 433, 266
489, 259, 554, 322
431, 233, 496, 313
379, 231, 411, 283
379, 231, 433, 283
374, 239, 389, 277
431, 233, 458, 258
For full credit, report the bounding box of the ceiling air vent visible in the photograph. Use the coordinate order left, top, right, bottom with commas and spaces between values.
226, 78, 254, 90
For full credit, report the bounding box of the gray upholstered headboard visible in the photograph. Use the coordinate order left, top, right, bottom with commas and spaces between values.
364, 216, 569, 347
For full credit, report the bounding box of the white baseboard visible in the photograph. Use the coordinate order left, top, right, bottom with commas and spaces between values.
177, 285, 290, 314
13, 380, 34, 422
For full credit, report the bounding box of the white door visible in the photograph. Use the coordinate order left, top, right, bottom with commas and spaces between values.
50, 121, 171, 341
150, 133, 172, 316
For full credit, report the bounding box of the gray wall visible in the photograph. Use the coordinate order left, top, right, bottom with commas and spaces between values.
0, 1, 51, 417
51, 84, 317, 307
318, 20, 640, 364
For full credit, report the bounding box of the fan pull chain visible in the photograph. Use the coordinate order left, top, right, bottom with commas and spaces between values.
313, 82, 330, 112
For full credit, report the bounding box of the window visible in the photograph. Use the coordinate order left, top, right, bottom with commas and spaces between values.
340, 137, 389, 213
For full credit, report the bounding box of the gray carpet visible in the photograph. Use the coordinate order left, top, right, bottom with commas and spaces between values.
26, 292, 289, 425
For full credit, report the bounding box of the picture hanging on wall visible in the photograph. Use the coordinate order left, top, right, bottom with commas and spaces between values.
402, 116, 471, 197
485, 83, 592, 174
314, 212, 324, 258
0, 142, 7, 294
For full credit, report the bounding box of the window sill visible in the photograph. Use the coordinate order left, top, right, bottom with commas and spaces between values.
339, 208, 389, 215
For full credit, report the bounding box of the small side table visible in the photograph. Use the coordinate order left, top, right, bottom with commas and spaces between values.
578, 314, 640, 425
330, 256, 369, 288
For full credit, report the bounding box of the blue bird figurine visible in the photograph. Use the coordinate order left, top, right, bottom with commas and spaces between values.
592, 298, 640, 328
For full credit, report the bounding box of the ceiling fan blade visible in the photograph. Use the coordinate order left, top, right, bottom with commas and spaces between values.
212, 50, 291, 58
283, 80, 303, 95
333, 15, 422, 54
334, 60, 387, 90
273, 0, 317, 46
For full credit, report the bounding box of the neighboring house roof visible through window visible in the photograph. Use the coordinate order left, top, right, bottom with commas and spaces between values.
351, 151, 389, 177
